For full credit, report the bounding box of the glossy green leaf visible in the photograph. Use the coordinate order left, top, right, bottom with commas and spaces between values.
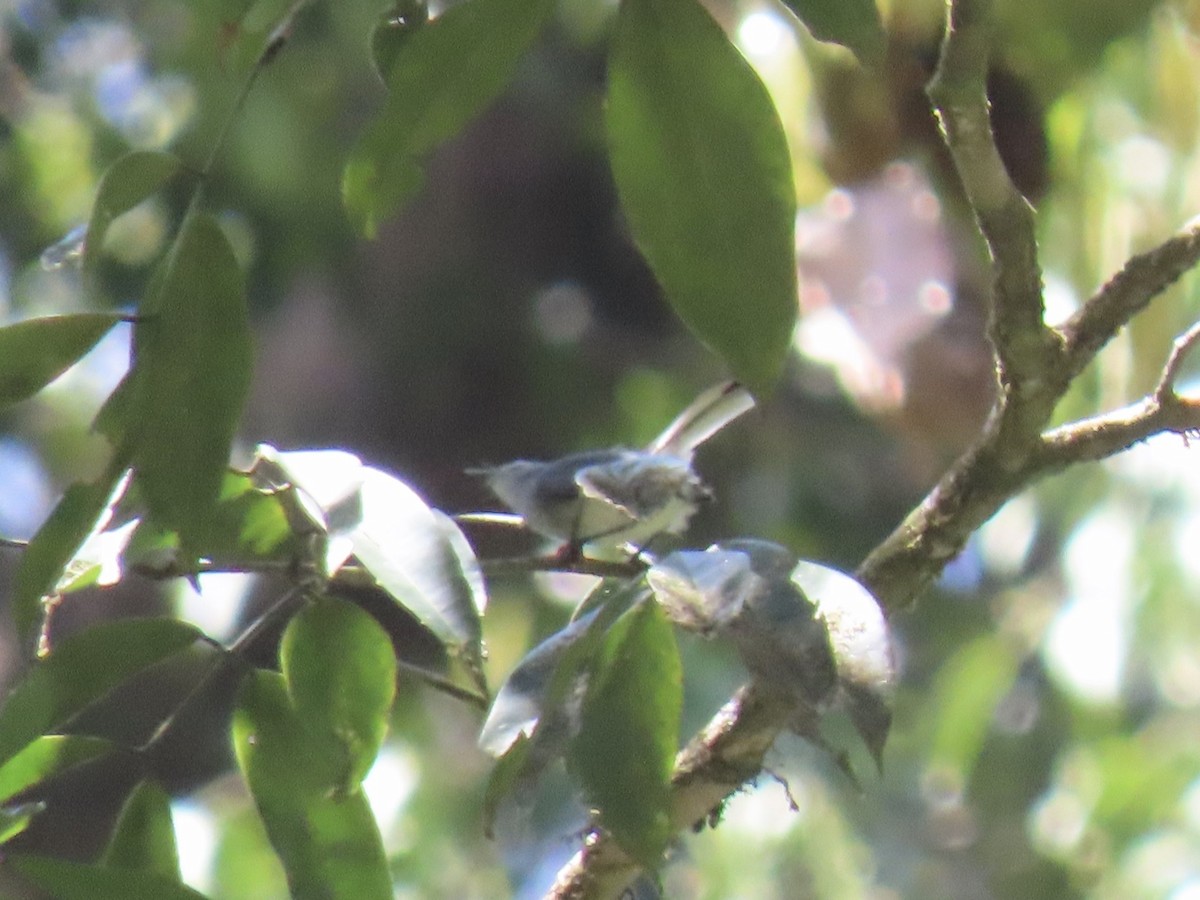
104, 780, 180, 879
8, 856, 208, 900
280, 597, 397, 794
570, 600, 681, 869
780, 0, 886, 66
606, 0, 798, 394
132, 213, 253, 553
0, 735, 113, 804
0, 314, 120, 407
232, 670, 392, 900
84, 151, 184, 270
349, 466, 486, 650
0, 618, 201, 766
343, 0, 556, 236
0, 803, 43, 845
11, 466, 131, 649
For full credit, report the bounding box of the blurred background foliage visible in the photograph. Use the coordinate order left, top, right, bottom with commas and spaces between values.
3, 0, 1200, 897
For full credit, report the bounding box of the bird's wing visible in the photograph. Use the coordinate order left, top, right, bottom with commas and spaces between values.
575, 453, 703, 520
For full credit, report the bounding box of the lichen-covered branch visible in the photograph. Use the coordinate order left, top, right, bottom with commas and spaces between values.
925, 0, 1059, 395
1060, 219, 1200, 383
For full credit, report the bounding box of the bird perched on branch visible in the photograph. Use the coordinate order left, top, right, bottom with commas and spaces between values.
468, 381, 754, 559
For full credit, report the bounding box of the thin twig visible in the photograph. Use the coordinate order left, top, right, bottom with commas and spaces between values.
1155, 317, 1200, 401
1060, 218, 1200, 383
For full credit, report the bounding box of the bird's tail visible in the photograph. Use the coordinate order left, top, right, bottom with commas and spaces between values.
648, 381, 755, 456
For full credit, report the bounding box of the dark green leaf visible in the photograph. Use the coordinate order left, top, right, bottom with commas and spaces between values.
606, 0, 798, 394
0, 735, 113, 804
0, 314, 120, 408
280, 597, 397, 794
780, 0, 885, 65
232, 670, 391, 900
11, 466, 130, 649
570, 600, 681, 868
370, 0, 430, 81
84, 151, 184, 271
0, 618, 201, 766
343, 0, 556, 236
132, 213, 253, 553
104, 780, 180, 880
7, 856, 208, 900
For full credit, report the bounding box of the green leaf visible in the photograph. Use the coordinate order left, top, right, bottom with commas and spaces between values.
479, 581, 641, 757
0, 735, 113, 804
0, 618, 201, 766
132, 213, 253, 553
195, 473, 296, 563
606, 0, 798, 394
481, 732, 532, 837
927, 634, 1020, 780
84, 151, 184, 271
349, 467, 486, 651
0, 803, 43, 845
0, 314, 120, 408
343, 0, 556, 236
11, 466, 131, 649
232, 670, 392, 900
569, 600, 681, 869
104, 780, 180, 880
370, 0, 430, 81
7, 856, 208, 900
780, 0, 885, 66
280, 597, 397, 794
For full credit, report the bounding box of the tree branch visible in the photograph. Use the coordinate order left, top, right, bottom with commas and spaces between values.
924, 0, 1059, 396
1060, 218, 1200, 383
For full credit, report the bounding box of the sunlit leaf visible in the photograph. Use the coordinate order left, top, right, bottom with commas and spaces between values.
0, 618, 201, 766
0, 314, 120, 408
349, 466, 485, 650
0, 735, 113, 804
343, 0, 556, 236
84, 151, 184, 271
104, 780, 180, 880
780, 0, 886, 65
0, 802, 43, 845
570, 600, 681, 868
132, 212, 253, 554
251, 445, 365, 573
280, 597, 397, 794
11, 466, 132, 650
193, 473, 296, 564
606, 0, 797, 394
8, 856, 208, 900
232, 670, 391, 900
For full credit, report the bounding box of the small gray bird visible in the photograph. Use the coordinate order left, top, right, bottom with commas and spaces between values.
471, 381, 754, 557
